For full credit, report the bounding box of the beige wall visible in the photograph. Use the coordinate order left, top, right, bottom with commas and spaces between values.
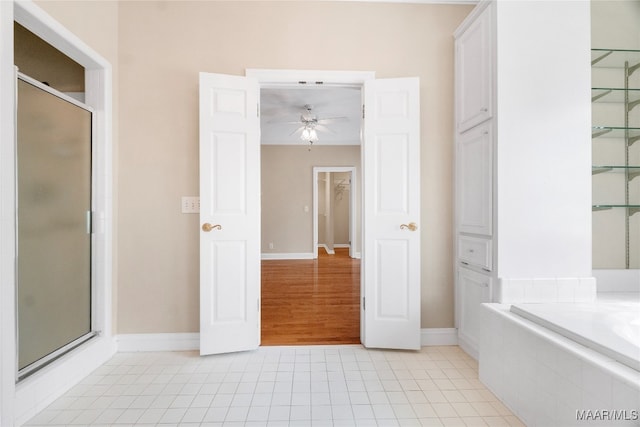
36, 0, 472, 333
34, 0, 120, 332
262, 147, 360, 254
14, 0, 468, 335
116, 1, 471, 332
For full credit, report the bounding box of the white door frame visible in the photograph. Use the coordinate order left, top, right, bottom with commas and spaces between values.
247, 69, 373, 345
312, 166, 357, 259
246, 70, 420, 350
1, 2, 115, 425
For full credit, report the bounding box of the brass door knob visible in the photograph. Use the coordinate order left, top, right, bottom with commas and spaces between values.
400, 222, 418, 231
202, 223, 222, 232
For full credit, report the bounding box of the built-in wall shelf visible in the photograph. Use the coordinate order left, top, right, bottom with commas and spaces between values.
592, 48, 640, 269
592, 127, 640, 145
592, 88, 640, 110
593, 205, 640, 216
592, 48, 640, 73
592, 166, 640, 180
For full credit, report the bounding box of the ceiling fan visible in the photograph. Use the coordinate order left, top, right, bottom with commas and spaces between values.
273, 104, 348, 145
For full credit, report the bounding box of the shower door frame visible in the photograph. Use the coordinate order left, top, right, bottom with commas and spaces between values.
16, 72, 97, 380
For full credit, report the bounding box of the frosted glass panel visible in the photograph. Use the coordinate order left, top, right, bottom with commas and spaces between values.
17, 79, 92, 371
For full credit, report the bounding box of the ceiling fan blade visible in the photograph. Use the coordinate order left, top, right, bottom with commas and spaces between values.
289, 126, 304, 136
267, 120, 303, 125
317, 116, 348, 124
315, 124, 337, 134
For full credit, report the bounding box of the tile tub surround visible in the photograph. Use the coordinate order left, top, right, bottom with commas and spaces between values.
24, 345, 525, 426
510, 294, 640, 372
496, 277, 597, 304
480, 304, 640, 427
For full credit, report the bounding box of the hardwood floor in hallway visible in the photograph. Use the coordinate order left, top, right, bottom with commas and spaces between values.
261, 248, 360, 345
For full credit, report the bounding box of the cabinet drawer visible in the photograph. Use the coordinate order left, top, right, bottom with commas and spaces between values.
458, 235, 492, 271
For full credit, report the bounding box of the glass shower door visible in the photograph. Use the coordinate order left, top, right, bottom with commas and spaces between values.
16, 76, 93, 377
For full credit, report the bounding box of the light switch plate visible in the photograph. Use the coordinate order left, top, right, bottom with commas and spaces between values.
181, 196, 200, 213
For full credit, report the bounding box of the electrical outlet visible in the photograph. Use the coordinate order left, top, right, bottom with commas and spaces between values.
181, 196, 200, 213
269, 242, 274, 250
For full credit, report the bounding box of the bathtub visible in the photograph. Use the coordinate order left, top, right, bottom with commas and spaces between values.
510, 297, 640, 371
479, 294, 640, 426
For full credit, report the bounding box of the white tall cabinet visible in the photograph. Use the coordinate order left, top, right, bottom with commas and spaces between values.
454, 2, 494, 359
454, 0, 593, 359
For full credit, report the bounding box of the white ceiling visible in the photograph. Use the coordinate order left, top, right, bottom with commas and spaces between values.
260, 86, 362, 146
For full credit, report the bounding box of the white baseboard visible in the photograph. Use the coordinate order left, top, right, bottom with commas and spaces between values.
261, 252, 314, 260
117, 329, 458, 354
420, 328, 458, 346
117, 333, 200, 352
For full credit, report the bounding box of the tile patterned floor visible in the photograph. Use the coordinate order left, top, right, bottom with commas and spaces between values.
25, 345, 525, 427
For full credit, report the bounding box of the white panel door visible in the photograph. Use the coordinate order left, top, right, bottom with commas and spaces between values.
362, 78, 421, 350
199, 72, 260, 355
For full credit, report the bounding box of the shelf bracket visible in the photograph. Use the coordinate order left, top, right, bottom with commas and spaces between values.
630, 207, 640, 217
629, 61, 640, 77
629, 170, 640, 181
591, 50, 613, 66
629, 134, 640, 147
591, 89, 612, 102
592, 128, 612, 139
628, 98, 640, 112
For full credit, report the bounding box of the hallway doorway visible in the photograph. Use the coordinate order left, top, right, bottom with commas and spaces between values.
259, 85, 362, 345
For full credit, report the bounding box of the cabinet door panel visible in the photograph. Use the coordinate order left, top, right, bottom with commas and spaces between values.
455, 3, 492, 132
457, 267, 492, 355
457, 122, 493, 235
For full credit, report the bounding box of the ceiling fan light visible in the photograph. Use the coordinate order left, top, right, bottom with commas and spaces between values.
309, 129, 319, 142
301, 128, 311, 140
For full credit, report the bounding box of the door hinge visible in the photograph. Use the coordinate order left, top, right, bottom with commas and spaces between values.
362, 297, 365, 310
362, 104, 365, 119
257, 103, 260, 118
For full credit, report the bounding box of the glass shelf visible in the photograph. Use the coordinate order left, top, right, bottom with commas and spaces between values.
591, 49, 639, 269
592, 126, 640, 145
593, 205, 640, 216
592, 49, 640, 69
592, 166, 640, 180
592, 88, 640, 108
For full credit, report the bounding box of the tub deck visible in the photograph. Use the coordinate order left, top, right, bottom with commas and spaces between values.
510, 293, 640, 372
